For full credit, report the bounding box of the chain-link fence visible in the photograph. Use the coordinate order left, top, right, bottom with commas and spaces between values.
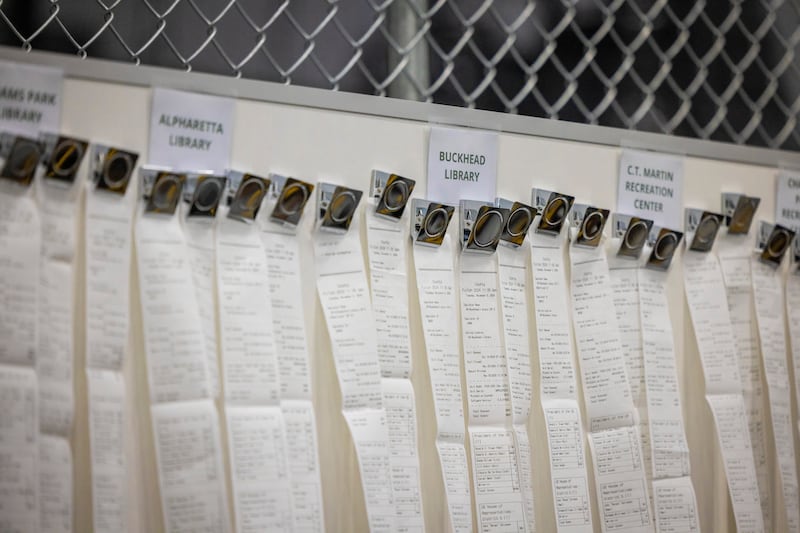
2, 1, 800, 151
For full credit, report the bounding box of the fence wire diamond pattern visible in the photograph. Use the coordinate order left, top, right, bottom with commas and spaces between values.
2, 0, 800, 151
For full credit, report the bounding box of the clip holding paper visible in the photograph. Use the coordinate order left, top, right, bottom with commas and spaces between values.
183, 173, 227, 219
370, 170, 416, 221
91, 145, 139, 195
496, 198, 536, 247
317, 182, 363, 233
225, 171, 270, 223
268, 174, 315, 230
613, 214, 654, 259
570, 204, 610, 248
646, 227, 684, 270
756, 221, 794, 267
40, 133, 89, 186
412, 198, 455, 247
460, 199, 508, 254
0, 132, 42, 187
532, 188, 575, 236
140, 167, 186, 216
685, 209, 724, 252
721, 193, 760, 235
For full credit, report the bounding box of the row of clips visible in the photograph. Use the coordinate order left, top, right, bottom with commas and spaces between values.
0, 134, 794, 270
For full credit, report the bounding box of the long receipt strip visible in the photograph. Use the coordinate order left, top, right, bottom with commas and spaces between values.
636, 266, 700, 532
260, 204, 325, 532
135, 201, 230, 532
496, 243, 536, 531
365, 197, 425, 532
608, 250, 653, 509
0, 181, 41, 531
412, 234, 473, 532
37, 141, 89, 532
460, 250, 528, 532
183, 209, 221, 398
683, 240, 764, 532
751, 257, 800, 532
569, 238, 654, 533
314, 211, 396, 532
787, 260, 800, 476
84, 149, 138, 532
717, 236, 772, 528
216, 211, 293, 531
529, 228, 594, 533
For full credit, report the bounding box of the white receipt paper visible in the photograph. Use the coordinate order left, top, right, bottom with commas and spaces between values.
684, 249, 764, 533
413, 236, 473, 532
315, 215, 396, 532
530, 229, 593, 533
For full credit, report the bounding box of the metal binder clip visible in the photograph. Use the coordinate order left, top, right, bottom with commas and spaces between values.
40, 133, 89, 186
317, 182, 362, 233
412, 199, 455, 247
0, 133, 41, 187
685, 208, 724, 252
460, 199, 508, 254
532, 188, 575, 236
722, 193, 760, 235
646, 227, 683, 270
184, 173, 226, 219
268, 174, 314, 229
756, 221, 794, 267
370, 170, 415, 221
225, 171, 270, 222
497, 198, 536, 247
91, 145, 138, 195
141, 167, 186, 215
570, 204, 609, 248
614, 214, 653, 259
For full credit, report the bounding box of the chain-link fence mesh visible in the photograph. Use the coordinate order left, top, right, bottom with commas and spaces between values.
2, 1, 800, 151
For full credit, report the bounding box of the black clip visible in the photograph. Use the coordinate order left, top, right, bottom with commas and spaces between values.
91, 145, 138, 195
317, 182, 363, 233
685, 209, 724, 252
412, 199, 455, 247
370, 170, 415, 221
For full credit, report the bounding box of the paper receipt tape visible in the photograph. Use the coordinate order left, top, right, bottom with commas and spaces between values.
40, 133, 90, 186
316, 182, 363, 233
685, 209, 724, 252
370, 170, 416, 220
496, 198, 536, 247
722, 193, 760, 235
410, 199, 455, 246
613, 214, 655, 259
756, 221, 795, 268
569, 204, 610, 248
90, 145, 139, 195
532, 188, 575, 236
140, 167, 186, 216
0, 132, 42, 187
460, 199, 509, 254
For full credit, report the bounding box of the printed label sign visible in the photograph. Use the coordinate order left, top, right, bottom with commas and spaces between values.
0, 61, 62, 136
149, 88, 234, 172
427, 126, 497, 204
776, 171, 800, 232
617, 149, 684, 229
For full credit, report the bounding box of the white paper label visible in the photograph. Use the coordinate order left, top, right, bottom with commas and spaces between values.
775, 172, 800, 231
0, 61, 62, 136
148, 88, 234, 173
427, 126, 497, 204
617, 149, 683, 228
